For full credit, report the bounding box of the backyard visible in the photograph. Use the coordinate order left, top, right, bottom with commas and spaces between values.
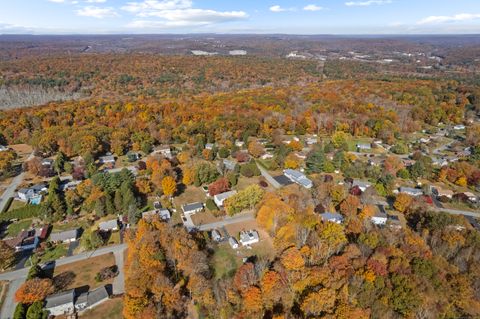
79, 298, 123, 319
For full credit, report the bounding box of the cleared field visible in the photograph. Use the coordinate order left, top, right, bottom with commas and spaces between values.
53, 252, 116, 291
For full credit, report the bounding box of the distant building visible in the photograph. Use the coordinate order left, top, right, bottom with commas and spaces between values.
44, 289, 76, 316
182, 202, 204, 215
205, 143, 215, 150
352, 180, 372, 193
229, 50, 247, 56
98, 155, 115, 165
320, 213, 344, 224
239, 230, 260, 246
356, 143, 372, 151
50, 229, 80, 243
305, 137, 318, 145
371, 211, 388, 226
453, 125, 466, 130
283, 169, 313, 189
142, 209, 171, 221
41, 158, 54, 167
229, 237, 239, 249
0, 145, 8, 152
214, 190, 237, 207
235, 140, 245, 148
98, 219, 119, 232
222, 159, 237, 171
152, 146, 172, 158
399, 187, 423, 197
434, 187, 454, 199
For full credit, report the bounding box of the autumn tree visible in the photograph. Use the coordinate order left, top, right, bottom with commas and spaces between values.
248, 141, 265, 158
15, 278, 54, 304
0, 241, 16, 271
224, 185, 264, 216
182, 167, 195, 185
208, 177, 230, 196
394, 193, 413, 213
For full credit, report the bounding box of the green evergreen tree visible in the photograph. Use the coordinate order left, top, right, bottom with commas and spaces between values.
53, 151, 66, 175
13, 303, 26, 319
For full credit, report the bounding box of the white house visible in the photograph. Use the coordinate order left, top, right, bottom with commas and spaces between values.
213, 190, 237, 207
0, 145, 8, 152
305, 137, 318, 145
320, 213, 344, 224
434, 187, 454, 199
453, 124, 466, 130
142, 209, 171, 221
283, 169, 313, 189
399, 187, 423, 197
182, 202, 204, 215
205, 143, 215, 150
99, 155, 115, 165
17, 183, 47, 202
235, 140, 245, 148
371, 211, 388, 226
239, 230, 259, 246
229, 237, 239, 249
99, 219, 119, 232
464, 192, 478, 203
44, 289, 76, 316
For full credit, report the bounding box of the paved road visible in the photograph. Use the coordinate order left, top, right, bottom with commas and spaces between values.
0, 244, 126, 319
256, 162, 281, 189
0, 153, 34, 213
197, 212, 255, 231
112, 249, 125, 295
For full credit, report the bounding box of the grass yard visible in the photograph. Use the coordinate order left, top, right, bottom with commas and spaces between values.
191, 211, 219, 226
38, 244, 68, 264
52, 218, 91, 232
53, 253, 116, 291
5, 219, 32, 237
7, 200, 26, 212
79, 297, 123, 319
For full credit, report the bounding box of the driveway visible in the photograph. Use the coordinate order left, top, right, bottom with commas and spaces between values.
256, 163, 281, 189
197, 212, 255, 231
112, 248, 125, 295
66, 241, 80, 257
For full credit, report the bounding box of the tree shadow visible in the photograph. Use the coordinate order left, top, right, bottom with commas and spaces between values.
53, 270, 76, 291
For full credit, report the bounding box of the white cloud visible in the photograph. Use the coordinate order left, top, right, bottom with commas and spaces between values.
48, 0, 66, 3
303, 4, 323, 12
76, 6, 119, 18
345, 0, 391, 6
269, 5, 295, 12
85, 0, 107, 3
123, 0, 247, 28
418, 13, 480, 25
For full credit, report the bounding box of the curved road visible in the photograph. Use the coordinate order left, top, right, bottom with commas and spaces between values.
0, 153, 34, 213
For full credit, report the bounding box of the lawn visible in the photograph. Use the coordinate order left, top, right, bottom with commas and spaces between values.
5, 219, 32, 237
52, 218, 91, 232
79, 298, 123, 319
7, 200, 26, 212
38, 244, 69, 264
53, 253, 116, 291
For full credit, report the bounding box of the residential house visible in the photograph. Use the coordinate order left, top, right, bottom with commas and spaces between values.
222, 159, 237, 171
235, 140, 245, 148
44, 289, 76, 316
60, 180, 81, 191
462, 192, 478, 203
152, 146, 172, 158
453, 124, 466, 130
75, 286, 110, 313
419, 137, 431, 144
205, 143, 215, 150
352, 180, 372, 193
399, 187, 423, 197
41, 158, 54, 167
432, 158, 449, 167
127, 152, 141, 162
239, 230, 260, 246
356, 143, 372, 151
211, 229, 222, 242
320, 213, 344, 224
305, 136, 318, 145
182, 202, 204, 215
142, 209, 171, 221
402, 159, 416, 167
434, 187, 454, 199
387, 215, 402, 229
261, 153, 274, 160
229, 237, 239, 249
214, 190, 237, 207
50, 229, 80, 243
99, 219, 120, 232
17, 183, 47, 202
4, 229, 39, 252
371, 211, 388, 226
99, 155, 115, 165
0, 145, 7, 152
283, 169, 313, 189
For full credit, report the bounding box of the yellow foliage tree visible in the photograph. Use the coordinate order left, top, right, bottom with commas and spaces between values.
182, 167, 195, 185
161, 176, 177, 197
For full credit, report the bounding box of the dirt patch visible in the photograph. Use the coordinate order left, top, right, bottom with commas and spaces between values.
53, 253, 116, 291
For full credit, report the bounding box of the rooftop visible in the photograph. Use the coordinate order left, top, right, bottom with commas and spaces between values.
45, 289, 75, 308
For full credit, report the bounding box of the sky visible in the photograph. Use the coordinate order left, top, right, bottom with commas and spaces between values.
0, 0, 480, 34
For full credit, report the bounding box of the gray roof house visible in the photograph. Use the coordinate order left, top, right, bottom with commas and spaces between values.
283, 169, 313, 189
142, 209, 171, 221
99, 155, 115, 164
371, 211, 388, 225
50, 229, 80, 243
205, 143, 215, 150
45, 289, 76, 316
213, 190, 237, 207
356, 143, 372, 151
399, 187, 423, 197
75, 286, 110, 312
222, 159, 237, 171
352, 180, 372, 192
229, 237, 239, 249
239, 230, 260, 246
99, 219, 119, 232
182, 202, 204, 215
